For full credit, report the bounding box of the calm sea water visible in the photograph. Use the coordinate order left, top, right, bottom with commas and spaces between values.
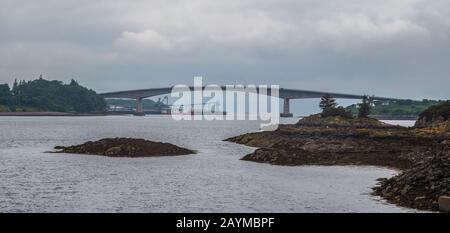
0, 116, 419, 212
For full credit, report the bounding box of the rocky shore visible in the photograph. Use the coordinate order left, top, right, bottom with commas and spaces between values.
225, 114, 450, 211
374, 142, 449, 211
226, 115, 446, 169
53, 138, 195, 157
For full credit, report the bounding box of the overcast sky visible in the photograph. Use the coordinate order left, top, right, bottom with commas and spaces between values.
0, 0, 449, 100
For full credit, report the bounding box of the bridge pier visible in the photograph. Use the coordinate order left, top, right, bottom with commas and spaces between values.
280, 97, 293, 118
134, 97, 145, 116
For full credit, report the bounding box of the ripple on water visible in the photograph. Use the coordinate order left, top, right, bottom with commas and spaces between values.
0, 116, 420, 212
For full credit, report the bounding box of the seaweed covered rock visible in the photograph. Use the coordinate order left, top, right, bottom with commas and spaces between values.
226, 117, 444, 169
226, 113, 450, 211
296, 114, 399, 129
53, 138, 195, 157
374, 143, 450, 211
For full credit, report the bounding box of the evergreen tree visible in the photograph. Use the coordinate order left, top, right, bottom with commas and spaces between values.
12, 79, 18, 95
0, 77, 106, 113
69, 79, 79, 86
0, 84, 11, 105
319, 94, 337, 111
320, 94, 353, 118
358, 95, 372, 118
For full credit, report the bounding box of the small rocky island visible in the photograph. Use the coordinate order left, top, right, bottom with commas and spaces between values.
53, 138, 195, 157
226, 97, 450, 211
227, 114, 446, 169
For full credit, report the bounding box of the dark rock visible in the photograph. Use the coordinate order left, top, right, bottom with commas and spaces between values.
296, 114, 400, 129
225, 115, 450, 211
374, 146, 450, 211
438, 196, 450, 212
227, 118, 445, 169
52, 138, 195, 157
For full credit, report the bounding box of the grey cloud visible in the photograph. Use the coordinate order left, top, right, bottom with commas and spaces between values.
0, 0, 449, 100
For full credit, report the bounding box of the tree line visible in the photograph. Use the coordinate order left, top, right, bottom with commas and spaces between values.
346, 99, 445, 117
319, 94, 372, 119
0, 76, 106, 113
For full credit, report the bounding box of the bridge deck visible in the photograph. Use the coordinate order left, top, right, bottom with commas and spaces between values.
100, 86, 400, 101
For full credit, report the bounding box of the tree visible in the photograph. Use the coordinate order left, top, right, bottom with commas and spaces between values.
69, 79, 79, 86
319, 94, 337, 111
0, 84, 11, 105
0, 84, 10, 96
346, 99, 443, 117
319, 94, 353, 118
1, 77, 106, 113
358, 95, 372, 118
12, 79, 18, 95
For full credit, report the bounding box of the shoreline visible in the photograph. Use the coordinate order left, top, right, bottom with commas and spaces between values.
225, 115, 449, 211
225, 125, 436, 170
0, 112, 107, 117
0, 112, 420, 120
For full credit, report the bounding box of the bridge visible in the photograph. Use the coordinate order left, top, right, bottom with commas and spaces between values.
99, 86, 400, 117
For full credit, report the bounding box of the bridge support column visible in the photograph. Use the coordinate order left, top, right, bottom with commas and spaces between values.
280, 98, 293, 118
134, 97, 145, 116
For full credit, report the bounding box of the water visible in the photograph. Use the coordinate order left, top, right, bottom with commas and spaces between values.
0, 116, 419, 212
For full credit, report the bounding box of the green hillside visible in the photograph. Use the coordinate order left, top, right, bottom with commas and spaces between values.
346, 99, 446, 117
0, 77, 106, 113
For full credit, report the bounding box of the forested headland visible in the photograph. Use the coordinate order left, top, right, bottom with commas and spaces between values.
0, 76, 106, 113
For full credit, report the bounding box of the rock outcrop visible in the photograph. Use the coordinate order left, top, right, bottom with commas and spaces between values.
415, 101, 450, 132
225, 115, 450, 211
374, 143, 450, 211
53, 138, 195, 157
296, 114, 399, 129
227, 115, 445, 169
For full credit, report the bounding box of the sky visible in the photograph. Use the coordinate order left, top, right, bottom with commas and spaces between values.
1, 0, 449, 103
